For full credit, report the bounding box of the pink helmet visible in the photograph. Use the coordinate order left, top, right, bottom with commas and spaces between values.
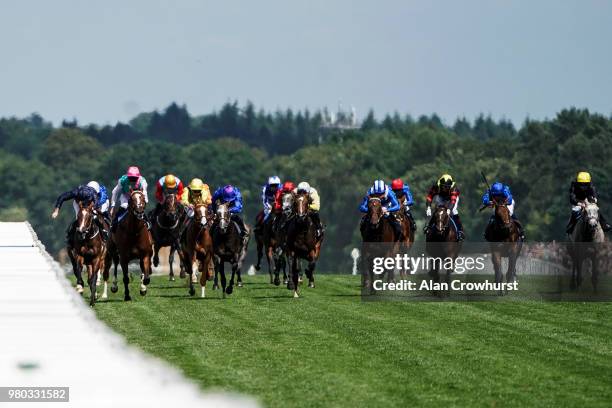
126, 166, 141, 178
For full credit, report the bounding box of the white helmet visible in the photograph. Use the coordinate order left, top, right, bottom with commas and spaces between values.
87, 181, 100, 193
297, 182, 311, 193
267, 176, 281, 186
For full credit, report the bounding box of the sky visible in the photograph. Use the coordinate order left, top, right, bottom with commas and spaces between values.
1, 0, 611, 126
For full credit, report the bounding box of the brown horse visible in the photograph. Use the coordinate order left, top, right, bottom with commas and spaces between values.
425, 204, 461, 295
360, 197, 397, 292
259, 193, 292, 286
482, 201, 523, 295
211, 202, 245, 297
150, 193, 185, 281
394, 208, 414, 277
104, 190, 153, 301
286, 193, 323, 297
69, 202, 107, 306
180, 204, 214, 297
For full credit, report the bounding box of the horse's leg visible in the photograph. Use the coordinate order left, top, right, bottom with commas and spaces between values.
112, 251, 120, 293
186, 252, 195, 296
70, 250, 85, 293
139, 256, 151, 296
506, 253, 518, 295
268, 246, 278, 285
492, 251, 503, 296
168, 245, 175, 281
226, 260, 237, 296
120, 259, 131, 301
153, 242, 160, 268
101, 253, 109, 299
199, 252, 211, 298
289, 255, 299, 297
255, 237, 263, 271
220, 261, 227, 298
86, 263, 96, 307
213, 256, 219, 290
306, 252, 316, 288
297, 259, 303, 283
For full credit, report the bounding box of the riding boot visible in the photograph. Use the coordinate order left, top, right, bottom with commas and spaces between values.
511, 215, 526, 240
310, 211, 324, 239
232, 214, 248, 238
452, 214, 465, 241
599, 213, 611, 232
94, 215, 109, 241
566, 211, 580, 234
423, 216, 434, 235
388, 214, 404, 242
406, 209, 417, 232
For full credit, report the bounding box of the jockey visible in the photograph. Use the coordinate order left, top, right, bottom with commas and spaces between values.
51, 181, 110, 241
294, 181, 324, 239
482, 182, 525, 240
152, 174, 184, 218
110, 165, 149, 231
261, 175, 282, 222
212, 184, 248, 240
180, 178, 212, 218
566, 171, 611, 234
424, 174, 464, 240
391, 178, 416, 232
359, 180, 403, 241
274, 181, 296, 213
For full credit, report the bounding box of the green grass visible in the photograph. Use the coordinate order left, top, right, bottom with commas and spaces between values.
84, 274, 612, 408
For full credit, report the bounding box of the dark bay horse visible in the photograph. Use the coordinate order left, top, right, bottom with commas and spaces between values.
69, 202, 107, 306
425, 204, 461, 295
180, 204, 214, 297
260, 193, 293, 286
212, 202, 245, 297
394, 208, 414, 278
361, 197, 397, 292
150, 193, 185, 281
104, 190, 153, 301
569, 201, 605, 292
286, 193, 323, 297
482, 201, 523, 295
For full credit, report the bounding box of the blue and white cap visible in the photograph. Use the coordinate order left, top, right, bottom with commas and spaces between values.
369, 179, 387, 195
267, 176, 281, 186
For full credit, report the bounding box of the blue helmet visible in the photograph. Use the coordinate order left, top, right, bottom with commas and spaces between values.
490, 182, 504, 195
369, 180, 387, 195
222, 185, 237, 202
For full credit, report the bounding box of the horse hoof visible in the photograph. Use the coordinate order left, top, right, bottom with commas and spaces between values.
293, 291, 299, 298
189, 287, 195, 296
124, 295, 132, 301
283, 279, 288, 285
273, 277, 280, 286
212, 284, 218, 290
153, 258, 159, 267
140, 289, 147, 296
255, 265, 261, 271
110, 285, 118, 294
226, 286, 233, 295
237, 282, 243, 288
76, 285, 84, 294
180, 271, 186, 279
101, 293, 108, 300
287, 281, 295, 290
308, 282, 315, 288
169, 275, 175, 282
143, 277, 151, 285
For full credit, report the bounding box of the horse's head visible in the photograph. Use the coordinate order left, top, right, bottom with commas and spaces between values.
129, 190, 147, 220
584, 202, 600, 231
163, 193, 178, 219
282, 192, 294, 216
494, 201, 512, 229
434, 205, 451, 234
216, 202, 230, 232
368, 197, 383, 225
194, 204, 209, 227
76, 201, 94, 240
295, 192, 309, 219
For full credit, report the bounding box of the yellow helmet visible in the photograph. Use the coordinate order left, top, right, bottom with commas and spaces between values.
188, 178, 204, 191
437, 174, 455, 188
576, 171, 591, 184
164, 174, 177, 189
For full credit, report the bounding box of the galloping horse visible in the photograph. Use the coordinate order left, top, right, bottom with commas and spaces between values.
482, 200, 523, 295
286, 192, 323, 297
394, 208, 414, 277
425, 203, 461, 294
260, 193, 293, 286
569, 201, 605, 291
150, 193, 185, 281
361, 197, 397, 292
180, 204, 214, 297
211, 202, 245, 297
104, 190, 153, 301
69, 202, 106, 306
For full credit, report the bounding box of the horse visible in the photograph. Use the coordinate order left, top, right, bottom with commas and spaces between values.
286, 192, 323, 297
103, 190, 154, 301
394, 207, 414, 277
150, 193, 186, 281
482, 201, 523, 295
425, 204, 461, 296
569, 201, 605, 292
260, 194, 293, 286
179, 204, 214, 297
68, 202, 107, 306
360, 197, 397, 293
211, 202, 245, 297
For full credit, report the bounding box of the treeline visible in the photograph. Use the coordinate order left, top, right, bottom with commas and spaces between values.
0, 105, 610, 271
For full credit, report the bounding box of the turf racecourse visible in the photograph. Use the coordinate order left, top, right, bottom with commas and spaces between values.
81, 274, 612, 408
